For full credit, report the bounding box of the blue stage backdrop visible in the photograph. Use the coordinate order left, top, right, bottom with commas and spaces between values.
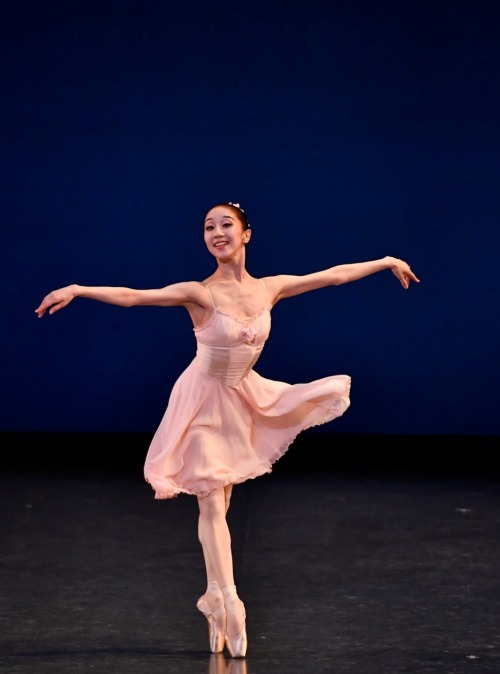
2, 1, 499, 436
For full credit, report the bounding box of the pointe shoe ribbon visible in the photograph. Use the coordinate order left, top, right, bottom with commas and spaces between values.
197, 595, 226, 654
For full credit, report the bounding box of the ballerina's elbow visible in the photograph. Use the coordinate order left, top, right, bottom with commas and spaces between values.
120, 289, 143, 307
328, 271, 350, 286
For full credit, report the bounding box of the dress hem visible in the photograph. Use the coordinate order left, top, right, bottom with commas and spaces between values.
144, 394, 350, 500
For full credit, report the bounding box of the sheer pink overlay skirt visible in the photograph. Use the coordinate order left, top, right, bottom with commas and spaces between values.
144, 356, 351, 500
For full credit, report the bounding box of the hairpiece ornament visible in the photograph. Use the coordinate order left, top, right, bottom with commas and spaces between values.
228, 202, 251, 228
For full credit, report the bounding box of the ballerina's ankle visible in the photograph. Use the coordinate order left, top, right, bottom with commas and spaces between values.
207, 580, 223, 596
222, 584, 235, 597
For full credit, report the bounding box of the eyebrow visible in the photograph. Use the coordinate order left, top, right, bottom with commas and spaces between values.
204, 215, 235, 223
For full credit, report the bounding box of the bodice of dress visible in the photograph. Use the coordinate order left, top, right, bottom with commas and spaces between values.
193, 285, 272, 387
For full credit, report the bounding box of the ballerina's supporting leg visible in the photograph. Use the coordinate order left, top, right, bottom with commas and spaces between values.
198, 484, 233, 587
197, 485, 247, 657
196, 487, 229, 653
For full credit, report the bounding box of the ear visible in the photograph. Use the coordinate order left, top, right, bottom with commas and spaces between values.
243, 229, 252, 244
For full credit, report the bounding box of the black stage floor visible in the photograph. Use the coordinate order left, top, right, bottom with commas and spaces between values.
1, 433, 499, 673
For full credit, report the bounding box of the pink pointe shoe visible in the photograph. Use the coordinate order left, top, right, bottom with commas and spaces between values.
197, 585, 226, 654
222, 585, 248, 658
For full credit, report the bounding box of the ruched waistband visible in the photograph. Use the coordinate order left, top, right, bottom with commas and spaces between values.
195, 341, 264, 387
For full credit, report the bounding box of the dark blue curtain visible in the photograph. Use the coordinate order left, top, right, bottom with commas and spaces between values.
2, 1, 499, 436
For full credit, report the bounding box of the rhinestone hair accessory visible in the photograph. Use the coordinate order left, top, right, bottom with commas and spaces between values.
228, 202, 251, 228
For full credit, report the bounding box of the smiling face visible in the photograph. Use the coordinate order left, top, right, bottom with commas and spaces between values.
203, 205, 251, 260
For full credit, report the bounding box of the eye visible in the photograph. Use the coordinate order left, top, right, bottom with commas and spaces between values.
223, 222, 233, 228
205, 224, 214, 231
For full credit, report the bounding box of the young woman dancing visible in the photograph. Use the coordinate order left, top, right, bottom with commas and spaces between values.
35, 201, 420, 658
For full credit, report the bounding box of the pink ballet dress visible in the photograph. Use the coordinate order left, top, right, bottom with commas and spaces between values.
144, 281, 351, 499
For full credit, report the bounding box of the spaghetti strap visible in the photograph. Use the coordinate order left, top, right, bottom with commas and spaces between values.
204, 284, 217, 309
